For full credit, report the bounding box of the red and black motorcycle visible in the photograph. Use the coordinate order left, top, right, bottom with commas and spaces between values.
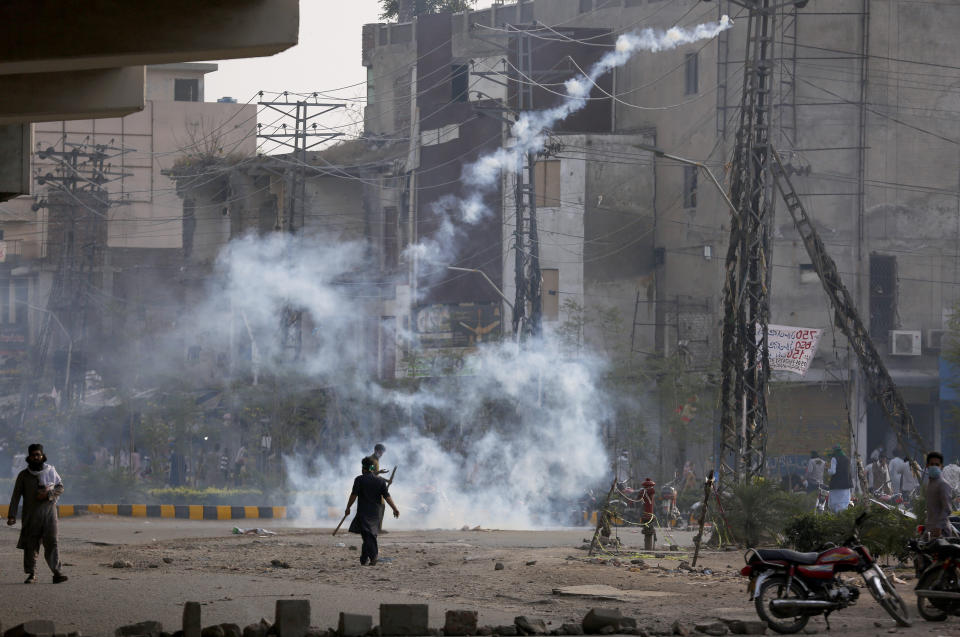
740, 513, 910, 633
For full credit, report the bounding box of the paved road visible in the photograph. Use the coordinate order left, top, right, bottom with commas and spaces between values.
3, 517, 955, 637
0, 517, 614, 635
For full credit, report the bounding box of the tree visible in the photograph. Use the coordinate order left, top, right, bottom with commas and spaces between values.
379, 0, 477, 21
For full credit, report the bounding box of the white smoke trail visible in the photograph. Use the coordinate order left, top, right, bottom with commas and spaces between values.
464, 16, 733, 189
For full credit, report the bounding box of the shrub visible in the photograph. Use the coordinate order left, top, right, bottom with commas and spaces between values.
720, 479, 810, 547
784, 505, 915, 559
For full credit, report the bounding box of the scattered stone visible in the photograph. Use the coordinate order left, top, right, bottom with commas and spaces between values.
477, 628, 493, 636
724, 620, 765, 635
349, 546, 358, 551
558, 625, 583, 636
220, 626, 242, 637
581, 609, 624, 635
338, 615, 371, 637
671, 621, 689, 637
495, 563, 505, 571
444, 611, 478, 636
270, 559, 291, 569
242, 620, 271, 637
693, 622, 727, 636
427, 562, 439, 567
514, 618, 546, 636
492, 627, 517, 637
112, 560, 133, 569
669, 545, 680, 551
525, 561, 537, 566
275, 600, 311, 637
162, 557, 174, 564
630, 559, 645, 566
380, 605, 428, 636
116, 623, 163, 637
201, 627, 224, 637
6, 622, 56, 637
655, 553, 666, 559
678, 561, 693, 572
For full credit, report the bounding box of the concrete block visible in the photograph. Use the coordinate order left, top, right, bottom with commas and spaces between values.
443, 611, 478, 636
183, 603, 202, 637
200, 628, 224, 637
693, 622, 727, 636
115, 623, 162, 637
275, 601, 311, 637
220, 626, 242, 637
379, 605, 428, 637
337, 614, 372, 637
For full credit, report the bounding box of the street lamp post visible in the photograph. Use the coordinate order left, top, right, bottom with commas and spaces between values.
635, 143, 738, 216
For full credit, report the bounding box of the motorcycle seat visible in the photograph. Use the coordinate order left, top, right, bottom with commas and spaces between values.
752, 549, 819, 565
934, 538, 960, 558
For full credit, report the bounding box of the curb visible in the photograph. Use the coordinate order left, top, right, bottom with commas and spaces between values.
0, 504, 311, 520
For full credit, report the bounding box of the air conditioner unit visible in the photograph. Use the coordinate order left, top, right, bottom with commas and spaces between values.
927, 328, 951, 351
889, 330, 922, 356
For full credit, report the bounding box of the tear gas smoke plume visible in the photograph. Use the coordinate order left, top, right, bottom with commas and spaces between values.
131, 16, 733, 529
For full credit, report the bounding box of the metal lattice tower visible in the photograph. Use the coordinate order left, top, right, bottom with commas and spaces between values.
719, 1, 779, 484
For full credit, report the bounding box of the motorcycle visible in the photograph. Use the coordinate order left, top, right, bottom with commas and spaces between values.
910, 536, 960, 621
740, 512, 910, 634
814, 483, 828, 513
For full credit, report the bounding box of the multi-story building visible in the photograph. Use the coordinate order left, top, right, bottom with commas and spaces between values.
360, 0, 960, 472
0, 63, 257, 392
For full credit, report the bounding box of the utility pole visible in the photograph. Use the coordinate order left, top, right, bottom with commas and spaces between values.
21, 140, 130, 424
511, 29, 542, 338
256, 93, 344, 360
718, 0, 778, 484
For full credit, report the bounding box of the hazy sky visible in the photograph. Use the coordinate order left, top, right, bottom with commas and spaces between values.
204, 1, 497, 112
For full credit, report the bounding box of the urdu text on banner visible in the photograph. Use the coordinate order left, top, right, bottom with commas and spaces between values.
759, 324, 823, 376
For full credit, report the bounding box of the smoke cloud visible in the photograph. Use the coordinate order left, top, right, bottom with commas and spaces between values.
79, 16, 733, 529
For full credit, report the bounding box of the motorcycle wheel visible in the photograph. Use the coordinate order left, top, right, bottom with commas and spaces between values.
916, 565, 958, 621
754, 576, 810, 635
868, 569, 912, 627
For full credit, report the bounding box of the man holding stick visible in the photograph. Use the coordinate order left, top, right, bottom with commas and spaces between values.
345, 456, 399, 566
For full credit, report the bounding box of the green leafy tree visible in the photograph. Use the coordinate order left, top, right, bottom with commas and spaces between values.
379, 0, 477, 21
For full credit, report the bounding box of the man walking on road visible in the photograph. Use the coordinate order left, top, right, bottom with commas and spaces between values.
345, 456, 399, 566
924, 451, 955, 538
7, 444, 68, 583
827, 446, 853, 513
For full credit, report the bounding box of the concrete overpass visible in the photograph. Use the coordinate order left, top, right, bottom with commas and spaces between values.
0, 0, 299, 200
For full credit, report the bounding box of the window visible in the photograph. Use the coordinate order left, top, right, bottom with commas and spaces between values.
799, 263, 818, 284
534, 160, 561, 208
683, 165, 698, 209
869, 254, 896, 339
13, 278, 27, 325
174, 79, 200, 102
542, 269, 559, 321
579, 0, 593, 13
685, 52, 699, 95
384, 206, 399, 271
367, 68, 376, 106
451, 64, 469, 103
